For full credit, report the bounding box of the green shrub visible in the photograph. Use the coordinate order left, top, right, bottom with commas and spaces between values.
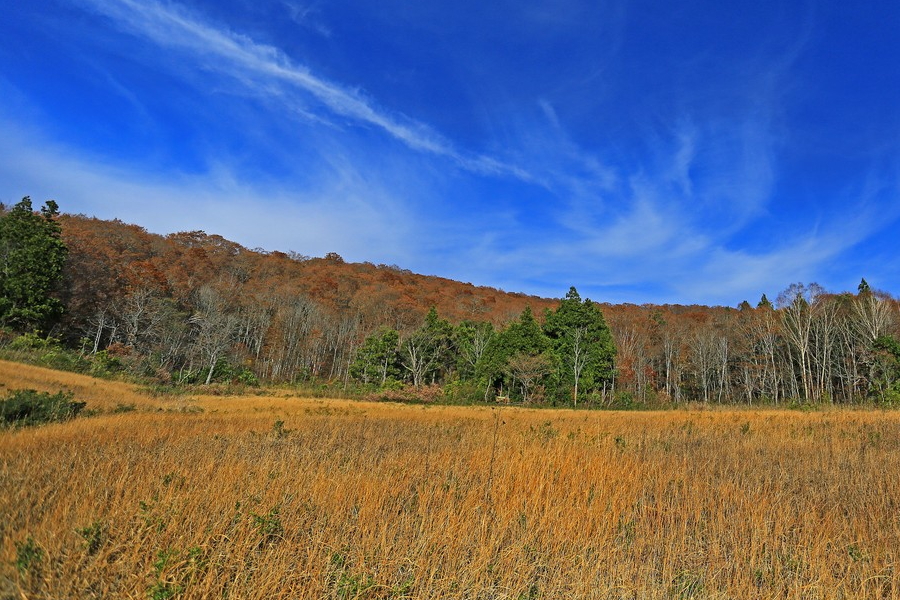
2, 333, 93, 373
207, 360, 260, 386
76, 521, 106, 555
39, 349, 91, 373
0, 389, 85, 427
8, 332, 58, 351
251, 506, 284, 543
90, 350, 123, 376
15, 536, 43, 574
236, 368, 259, 387
608, 391, 636, 410
441, 379, 486, 404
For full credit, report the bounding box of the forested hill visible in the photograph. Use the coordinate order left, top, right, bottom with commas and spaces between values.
55, 214, 729, 349
4, 204, 899, 406
56, 214, 725, 327
57, 214, 560, 331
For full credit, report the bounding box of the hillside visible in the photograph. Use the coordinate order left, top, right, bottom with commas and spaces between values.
3, 209, 899, 405
56, 214, 721, 334
57, 214, 560, 333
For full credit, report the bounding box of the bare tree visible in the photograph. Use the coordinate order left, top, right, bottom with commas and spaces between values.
266, 295, 324, 382
614, 326, 651, 402
86, 308, 113, 354
852, 290, 895, 343
399, 309, 451, 388
661, 326, 685, 402
714, 334, 729, 402
568, 327, 589, 406
778, 283, 824, 402
689, 327, 717, 403
810, 295, 839, 402
115, 286, 166, 351
190, 286, 239, 385
505, 353, 552, 403
458, 321, 494, 378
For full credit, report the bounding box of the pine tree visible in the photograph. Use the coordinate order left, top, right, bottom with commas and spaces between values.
351, 327, 401, 385
479, 306, 552, 401
757, 294, 773, 309
0, 198, 68, 331
543, 287, 616, 406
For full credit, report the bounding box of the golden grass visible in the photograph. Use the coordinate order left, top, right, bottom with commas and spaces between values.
0, 359, 161, 413
2, 360, 900, 598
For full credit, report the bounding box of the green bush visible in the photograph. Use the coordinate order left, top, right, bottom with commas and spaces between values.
2, 333, 93, 373
39, 349, 91, 373
15, 536, 43, 574
608, 391, 636, 410
441, 379, 486, 404
0, 389, 85, 427
76, 521, 106, 555
236, 368, 259, 387
209, 360, 260, 386
7, 332, 58, 351
90, 349, 123, 376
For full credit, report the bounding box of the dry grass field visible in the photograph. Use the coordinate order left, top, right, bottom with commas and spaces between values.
2, 360, 900, 599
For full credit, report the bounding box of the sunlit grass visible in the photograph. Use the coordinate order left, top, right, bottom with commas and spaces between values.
2, 360, 899, 598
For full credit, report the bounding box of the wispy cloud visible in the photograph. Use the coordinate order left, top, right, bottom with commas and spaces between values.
5, 0, 898, 305
76, 0, 527, 180
681, 196, 898, 302
279, 1, 331, 37
438, 99, 899, 305
0, 115, 419, 263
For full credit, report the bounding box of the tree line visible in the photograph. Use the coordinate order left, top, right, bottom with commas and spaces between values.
607, 282, 900, 405
2, 198, 899, 406
351, 289, 615, 404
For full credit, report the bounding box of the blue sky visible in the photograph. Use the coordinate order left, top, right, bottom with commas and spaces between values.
1, 0, 898, 306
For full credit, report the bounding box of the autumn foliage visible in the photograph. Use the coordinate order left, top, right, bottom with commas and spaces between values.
3, 209, 900, 405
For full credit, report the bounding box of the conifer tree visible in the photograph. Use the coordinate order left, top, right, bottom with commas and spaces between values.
351, 327, 401, 385
543, 287, 616, 406
0, 198, 68, 331
478, 307, 547, 399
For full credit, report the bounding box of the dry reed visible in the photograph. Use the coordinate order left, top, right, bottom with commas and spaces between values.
2, 360, 900, 598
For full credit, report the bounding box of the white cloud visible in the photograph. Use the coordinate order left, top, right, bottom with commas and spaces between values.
434, 113, 900, 306
5, 0, 896, 307
280, 1, 331, 37
75, 0, 528, 180
0, 116, 416, 263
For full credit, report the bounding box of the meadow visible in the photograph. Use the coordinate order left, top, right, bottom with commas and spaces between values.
2, 360, 900, 599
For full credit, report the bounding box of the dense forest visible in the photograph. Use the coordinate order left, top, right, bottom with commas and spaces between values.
2, 197, 900, 406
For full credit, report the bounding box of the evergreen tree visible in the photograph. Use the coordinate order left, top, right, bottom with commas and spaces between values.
0, 198, 68, 331
479, 306, 555, 401
454, 320, 495, 380
351, 327, 401, 385
543, 287, 616, 406
400, 307, 453, 387
871, 335, 900, 403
